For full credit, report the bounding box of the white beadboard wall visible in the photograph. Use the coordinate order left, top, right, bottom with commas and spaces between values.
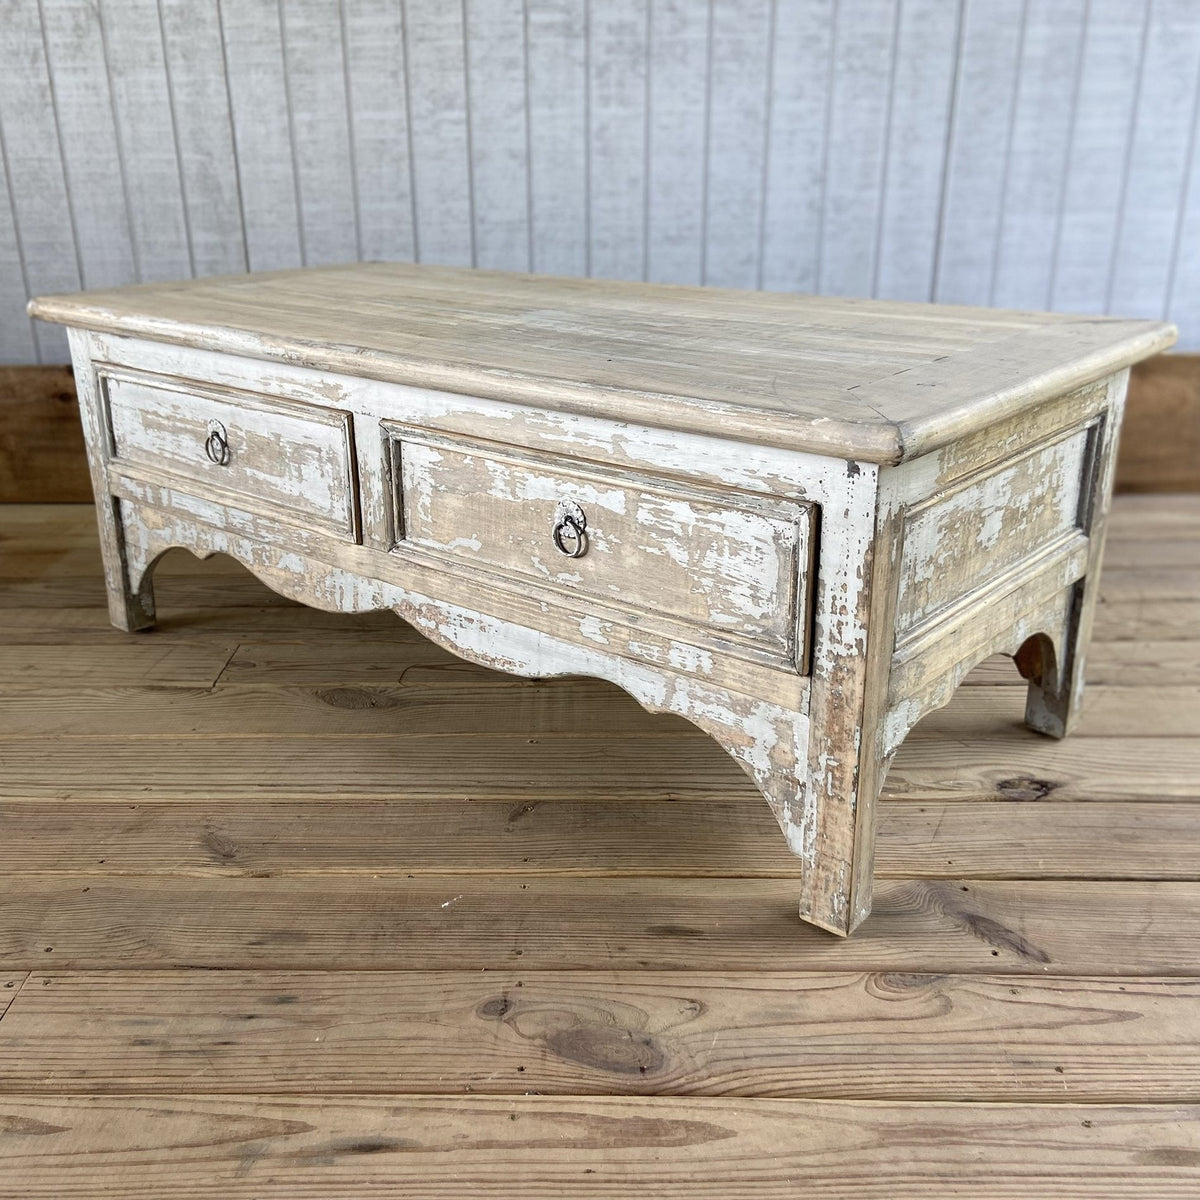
2, 0, 1199, 364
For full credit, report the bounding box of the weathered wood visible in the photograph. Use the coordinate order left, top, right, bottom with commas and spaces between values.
0, 971, 26, 1016
0, 366, 91, 503
0, 1095, 1194, 1199
0, 875, 1197, 975
964, 644, 1200, 687
2, 680, 1195, 739
0, 644, 236, 689
1100, 567, 1200, 603
0, 571, 309, 610
0, 798, 1195, 881
104, 371, 359, 536
1105, 492, 1200, 535
1093, 601, 1200, 642
0, 584, 1193, 647
27, 263, 1174, 463
894, 427, 1093, 640
2, 969, 1196, 1102
910, 685, 1200, 738
0, 733, 746, 801
884, 736, 1200, 802
6, 352, 1197, 507
29, 265, 1170, 934
0, 494, 1197, 1195
0, 681, 688, 737
390, 427, 814, 663
3, 720, 1191, 802
0, 605, 404, 646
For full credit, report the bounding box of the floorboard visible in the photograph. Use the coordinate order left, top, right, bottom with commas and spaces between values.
0, 798, 1196, 879
0, 1095, 1195, 1199
1, 969, 1197, 1102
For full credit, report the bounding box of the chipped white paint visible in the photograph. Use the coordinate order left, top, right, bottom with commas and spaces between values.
41, 265, 1171, 937
388, 425, 813, 665
102, 369, 358, 538
895, 424, 1094, 641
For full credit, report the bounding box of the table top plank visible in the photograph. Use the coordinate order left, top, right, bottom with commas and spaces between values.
29, 262, 1176, 462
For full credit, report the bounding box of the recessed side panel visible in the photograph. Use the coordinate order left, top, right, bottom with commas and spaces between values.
894, 423, 1096, 648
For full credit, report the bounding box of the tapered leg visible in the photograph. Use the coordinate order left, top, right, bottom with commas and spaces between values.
67, 329, 156, 632
792, 729, 890, 938
97, 499, 157, 632
1018, 374, 1127, 739
1017, 584, 1091, 740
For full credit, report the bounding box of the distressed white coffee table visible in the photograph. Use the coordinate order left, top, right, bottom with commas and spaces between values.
31, 265, 1174, 935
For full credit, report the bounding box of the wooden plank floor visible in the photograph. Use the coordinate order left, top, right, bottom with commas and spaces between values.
0, 497, 1198, 1197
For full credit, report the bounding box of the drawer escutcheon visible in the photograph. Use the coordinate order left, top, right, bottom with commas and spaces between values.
551, 499, 589, 559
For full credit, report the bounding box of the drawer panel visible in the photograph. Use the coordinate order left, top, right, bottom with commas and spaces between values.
388, 428, 814, 664
102, 371, 358, 537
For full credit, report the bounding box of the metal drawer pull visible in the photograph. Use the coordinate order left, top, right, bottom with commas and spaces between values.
204, 421, 230, 465
551, 499, 588, 559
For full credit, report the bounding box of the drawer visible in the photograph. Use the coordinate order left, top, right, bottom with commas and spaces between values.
387, 427, 815, 667
101, 370, 359, 537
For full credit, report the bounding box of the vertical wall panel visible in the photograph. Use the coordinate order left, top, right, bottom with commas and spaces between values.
874, 0, 959, 302
98, 0, 192, 280
645, 0, 708, 285
1051, 0, 1147, 314
342, 0, 416, 264
465, 0, 531, 271
278, 0, 359, 267
1166, 82, 1200, 340
159, 0, 245, 277
991, 0, 1087, 310
218, 0, 303, 271
404, 0, 474, 266
0, 0, 80, 362
5, 0, 1200, 361
818, 0, 897, 297
39, 0, 136, 290
0, 155, 37, 363
759, 0, 833, 294
703, 0, 773, 289
526, 0, 587, 276
587, 0, 648, 280
1108, 0, 1200, 320
934, 0, 1025, 306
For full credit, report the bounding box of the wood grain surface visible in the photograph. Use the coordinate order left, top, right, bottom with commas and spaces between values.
3, 353, 1195, 503
0, 1095, 1195, 1199
0, 498, 1196, 1195
26, 263, 1174, 462
0, 365, 91, 502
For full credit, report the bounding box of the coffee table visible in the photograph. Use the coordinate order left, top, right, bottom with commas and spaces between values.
31, 264, 1174, 935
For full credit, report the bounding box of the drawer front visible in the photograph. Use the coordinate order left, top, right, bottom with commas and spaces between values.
102, 371, 358, 537
388, 428, 814, 665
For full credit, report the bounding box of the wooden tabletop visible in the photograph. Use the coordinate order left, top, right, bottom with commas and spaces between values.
30, 263, 1176, 463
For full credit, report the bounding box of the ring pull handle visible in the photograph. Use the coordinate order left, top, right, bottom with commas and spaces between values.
204, 421, 230, 466
551, 499, 588, 559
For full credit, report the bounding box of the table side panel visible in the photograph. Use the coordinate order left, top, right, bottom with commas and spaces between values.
879, 373, 1125, 755
894, 422, 1096, 644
